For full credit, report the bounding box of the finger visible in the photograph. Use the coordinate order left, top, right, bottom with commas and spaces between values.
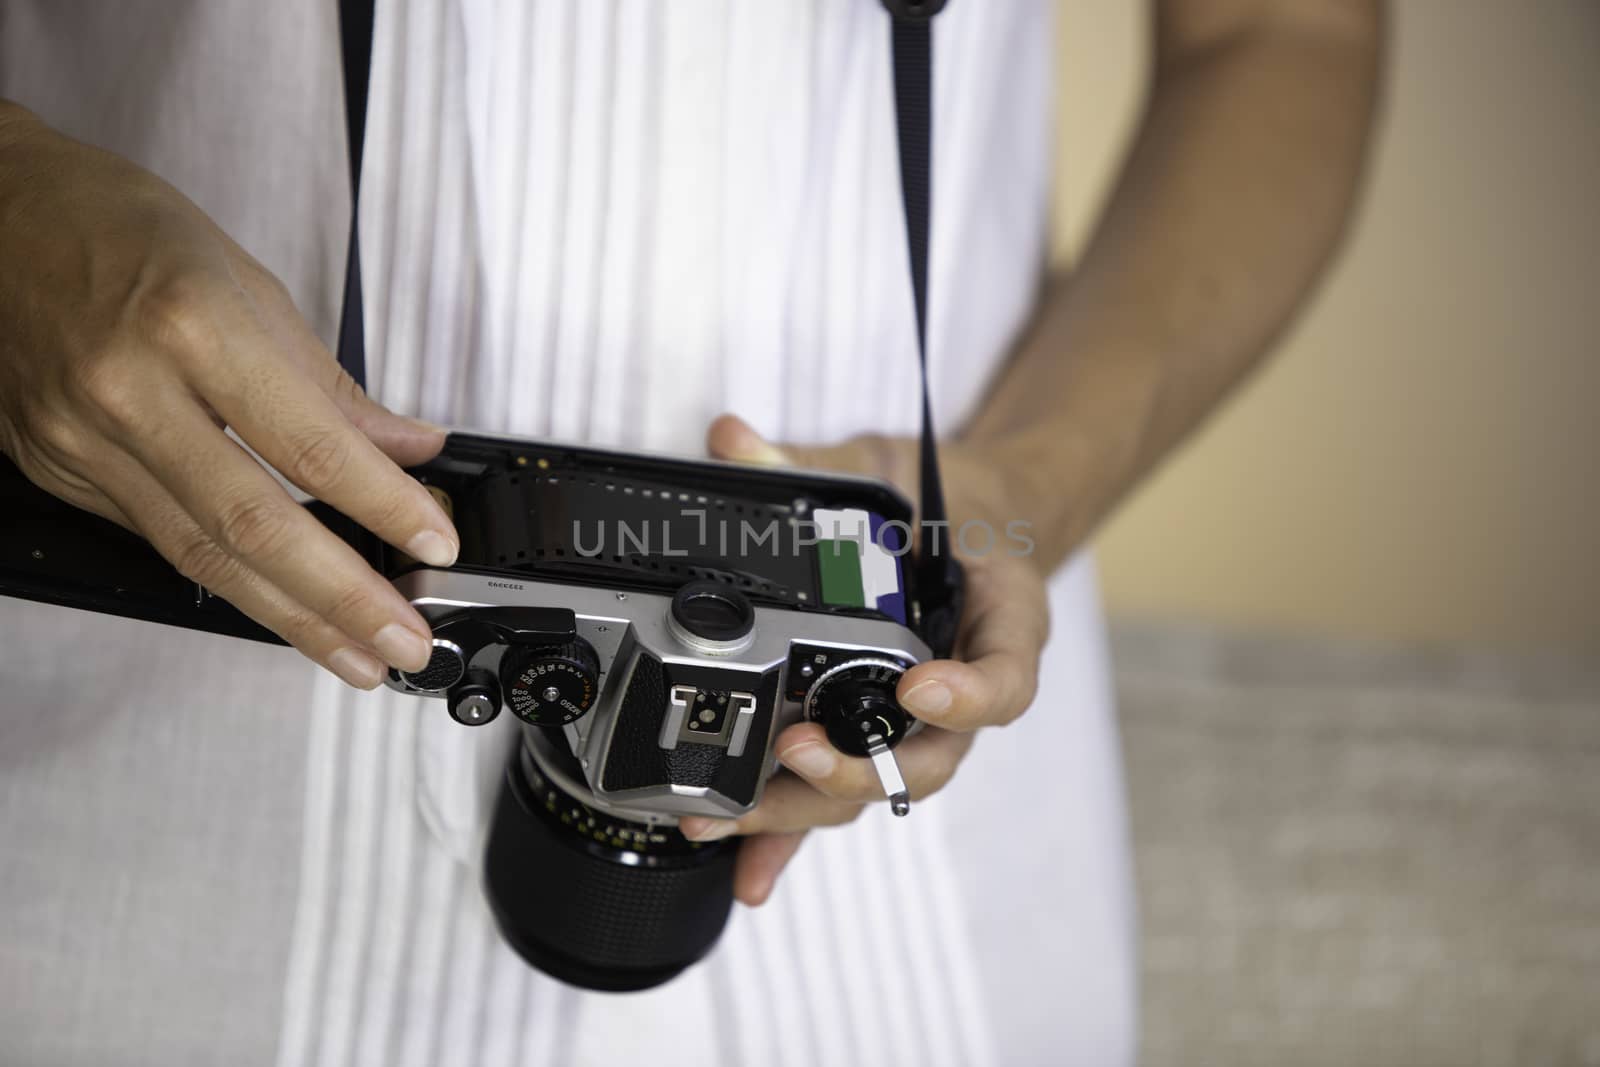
733, 832, 808, 907
275, 319, 447, 467
680, 774, 862, 841
200, 358, 457, 565
228, 246, 447, 468
895, 557, 1049, 731
317, 363, 448, 469
14, 426, 370, 684
94, 450, 390, 688
706, 413, 916, 489
680, 716, 977, 840
771, 721, 973, 805
705, 414, 791, 467
117, 395, 435, 672
158, 292, 457, 567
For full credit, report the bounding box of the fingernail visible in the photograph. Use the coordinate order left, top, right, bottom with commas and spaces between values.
780, 742, 837, 780
328, 646, 385, 689
374, 622, 432, 672
405, 416, 447, 435
728, 425, 790, 467
741, 441, 790, 467
679, 817, 739, 842
901, 679, 953, 718
406, 528, 458, 568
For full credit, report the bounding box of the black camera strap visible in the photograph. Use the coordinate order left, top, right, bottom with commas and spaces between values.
335, 0, 375, 392
335, 0, 963, 653
885, 5, 964, 655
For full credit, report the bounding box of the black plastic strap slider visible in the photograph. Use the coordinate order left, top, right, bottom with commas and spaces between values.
880, 0, 947, 21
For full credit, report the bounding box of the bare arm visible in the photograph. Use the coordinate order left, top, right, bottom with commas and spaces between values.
965, 0, 1386, 569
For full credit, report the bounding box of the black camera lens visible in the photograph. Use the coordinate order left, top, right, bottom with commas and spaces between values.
483, 744, 738, 992
670, 580, 754, 643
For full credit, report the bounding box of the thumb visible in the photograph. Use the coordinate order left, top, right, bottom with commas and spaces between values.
707, 414, 910, 486
706, 414, 795, 467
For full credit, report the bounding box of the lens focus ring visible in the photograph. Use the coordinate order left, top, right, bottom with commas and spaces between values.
483, 750, 738, 992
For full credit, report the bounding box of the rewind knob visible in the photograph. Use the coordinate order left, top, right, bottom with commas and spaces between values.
397, 638, 467, 693
499, 638, 601, 727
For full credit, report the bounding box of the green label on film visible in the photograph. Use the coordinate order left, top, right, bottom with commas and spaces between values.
817, 539, 867, 608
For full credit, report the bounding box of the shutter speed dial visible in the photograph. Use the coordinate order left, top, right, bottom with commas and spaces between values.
500, 639, 601, 727
802, 657, 915, 816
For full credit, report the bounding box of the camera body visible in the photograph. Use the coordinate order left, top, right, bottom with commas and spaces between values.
379, 433, 947, 989
392, 569, 928, 821
384, 433, 933, 828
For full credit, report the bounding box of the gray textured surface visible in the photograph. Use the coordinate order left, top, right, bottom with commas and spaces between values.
0, 603, 314, 1067
1112, 622, 1600, 1067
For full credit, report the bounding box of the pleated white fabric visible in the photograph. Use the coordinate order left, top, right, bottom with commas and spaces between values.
0, 2, 1136, 1064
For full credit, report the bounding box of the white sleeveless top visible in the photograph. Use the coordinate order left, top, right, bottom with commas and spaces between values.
0, 2, 1135, 1064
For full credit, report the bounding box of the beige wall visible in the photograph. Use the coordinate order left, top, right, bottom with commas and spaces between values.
1053, 1, 1600, 653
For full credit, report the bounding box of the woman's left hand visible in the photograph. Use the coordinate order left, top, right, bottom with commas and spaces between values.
677, 415, 1051, 906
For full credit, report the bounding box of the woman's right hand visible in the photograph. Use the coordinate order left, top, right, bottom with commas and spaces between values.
0, 101, 457, 688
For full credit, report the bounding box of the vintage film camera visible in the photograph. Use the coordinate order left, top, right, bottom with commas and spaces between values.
0, 431, 963, 991
386, 433, 961, 990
